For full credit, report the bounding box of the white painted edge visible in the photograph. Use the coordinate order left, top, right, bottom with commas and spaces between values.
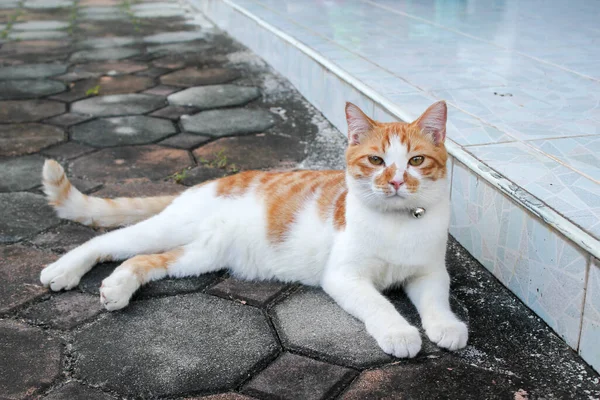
195, 0, 600, 260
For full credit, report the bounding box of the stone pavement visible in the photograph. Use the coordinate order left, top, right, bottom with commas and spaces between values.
0, 1, 598, 399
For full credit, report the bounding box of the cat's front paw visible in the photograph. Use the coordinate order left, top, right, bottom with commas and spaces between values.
373, 325, 422, 358
40, 259, 83, 291
425, 320, 468, 351
100, 269, 140, 311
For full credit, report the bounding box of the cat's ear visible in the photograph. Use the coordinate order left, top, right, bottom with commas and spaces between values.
346, 102, 375, 145
413, 100, 447, 144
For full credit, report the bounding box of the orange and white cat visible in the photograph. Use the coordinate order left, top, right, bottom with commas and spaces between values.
40, 101, 467, 358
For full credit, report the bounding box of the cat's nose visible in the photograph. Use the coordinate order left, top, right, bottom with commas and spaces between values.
389, 180, 404, 191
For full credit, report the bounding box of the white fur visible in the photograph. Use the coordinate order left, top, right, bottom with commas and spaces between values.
40, 134, 467, 359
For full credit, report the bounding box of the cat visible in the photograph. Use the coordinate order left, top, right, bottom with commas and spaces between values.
39, 100, 468, 359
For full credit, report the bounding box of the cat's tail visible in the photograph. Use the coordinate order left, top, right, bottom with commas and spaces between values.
42, 159, 177, 228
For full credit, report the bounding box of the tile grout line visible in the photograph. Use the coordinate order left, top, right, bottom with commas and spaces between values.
209, 0, 600, 260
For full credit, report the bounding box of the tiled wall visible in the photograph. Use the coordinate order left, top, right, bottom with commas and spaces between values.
197, 0, 600, 373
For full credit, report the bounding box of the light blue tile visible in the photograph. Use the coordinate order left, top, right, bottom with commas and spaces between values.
529, 136, 600, 182
580, 259, 600, 373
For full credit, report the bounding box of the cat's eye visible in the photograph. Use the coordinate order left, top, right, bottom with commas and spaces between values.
368, 156, 384, 166
409, 156, 425, 166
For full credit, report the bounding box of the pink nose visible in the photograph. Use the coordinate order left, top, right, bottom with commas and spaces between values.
389, 180, 404, 190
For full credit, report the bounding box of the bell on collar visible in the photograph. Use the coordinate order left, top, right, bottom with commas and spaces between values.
411, 207, 426, 219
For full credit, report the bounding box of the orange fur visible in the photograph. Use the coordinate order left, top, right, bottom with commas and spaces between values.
120, 248, 183, 283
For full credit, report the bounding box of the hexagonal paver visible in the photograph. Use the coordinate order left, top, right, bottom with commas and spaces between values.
0, 100, 65, 123
44, 113, 94, 128
70, 61, 148, 76
159, 133, 210, 150
168, 85, 260, 109
193, 395, 255, 400
0, 245, 56, 313
51, 75, 155, 102
150, 105, 196, 120
24, 0, 72, 8
182, 108, 275, 137
0, 154, 45, 192
71, 94, 166, 117
143, 30, 206, 44
0, 123, 65, 156
132, 3, 186, 19
31, 224, 97, 253
0, 79, 66, 100
93, 180, 184, 198
147, 42, 213, 55
207, 278, 289, 307
21, 292, 104, 329
73, 293, 279, 397
272, 288, 393, 368
41, 141, 95, 160
44, 382, 115, 400
0, 320, 62, 399
0, 63, 67, 80
243, 353, 356, 400
10, 30, 68, 40
142, 85, 180, 96
179, 166, 229, 186
13, 20, 69, 30
76, 36, 139, 49
70, 47, 140, 62
0, 193, 61, 244
192, 135, 305, 171
160, 67, 239, 87
70, 145, 192, 181
342, 357, 523, 400
72, 116, 176, 147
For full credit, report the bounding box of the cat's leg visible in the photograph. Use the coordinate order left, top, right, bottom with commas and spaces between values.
321, 269, 422, 358
100, 242, 223, 310
404, 268, 468, 351
40, 212, 194, 291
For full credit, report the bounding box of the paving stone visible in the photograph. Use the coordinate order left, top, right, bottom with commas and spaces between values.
150, 105, 196, 120
146, 42, 213, 55
142, 84, 180, 96
72, 116, 176, 147
70, 61, 148, 76
0, 123, 65, 156
41, 141, 95, 160
0, 63, 67, 79
10, 30, 69, 40
0, 192, 61, 244
159, 132, 210, 149
71, 94, 166, 117
161, 67, 239, 87
76, 36, 139, 49
144, 30, 206, 44
0, 0, 19, 8
21, 291, 104, 329
93, 180, 184, 197
24, 0, 72, 9
44, 112, 93, 128
73, 293, 279, 397
0, 79, 66, 100
134, 66, 170, 78
132, 3, 186, 19
168, 84, 260, 109
31, 224, 97, 253
182, 108, 275, 137
180, 166, 229, 186
243, 353, 356, 400
0, 320, 62, 399
192, 394, 256, 400
80, 9, 125, 21
0, 40, 69, 55
44, 382, 116, 400
0, 154, 45, 192
208, 277, 289, 307
70, 47, 140, 62
273, 288, 393, 368
52, 75, 155, 102
70, 145, 192, 182
192, 135, 305, 171
0, 99, 65, 123
13, 20, 69, 30
342, 356, 523, 400
0, 244, 56, 313
70, 177, 103, 194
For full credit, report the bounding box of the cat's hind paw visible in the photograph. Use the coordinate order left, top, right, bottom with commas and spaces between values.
100, 269, 140, 311
426, 320, 468, 351
374, 325, 422, 359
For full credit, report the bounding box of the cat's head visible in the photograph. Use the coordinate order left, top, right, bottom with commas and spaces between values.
345, 101, 449, 211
